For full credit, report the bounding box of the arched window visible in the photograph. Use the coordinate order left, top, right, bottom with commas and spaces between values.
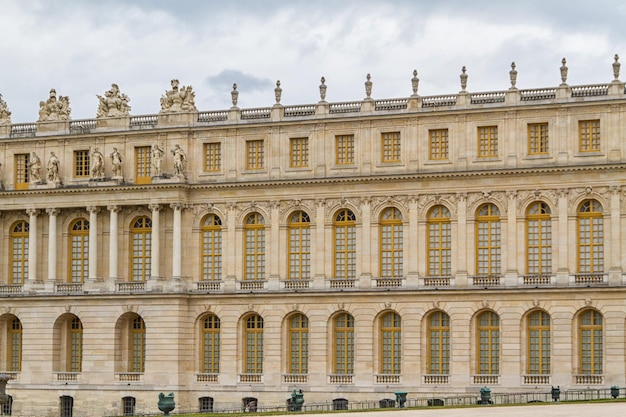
427, 206, 451, 276
379, 312, 401, 374
130, 316, 146, 373
201, 214, 222, 281
476, 204, 501, 276
578, 309, 603, 375
380, 208, 403, 278
60, 395, 73, 417
333, 312, 354, 374
333, 209, 356, 279
201, 315, 220, 374
577, 200, 604, 274
7, 317, 22, 372
244, 314, 263, 373
527, 310, 550, 375
244, 213, 265, 281
199, 397, 214, 413
288, 211, 311, 280
69, 219, 89, 283
427, 311, 450, 375
9, 221, 29, 285
122, 396, 136, 416
68, 317, 83, 373
130, 216, 152, 282
526, 202, 552, 276
288, 313, 309, 374
477, 311, 499, 375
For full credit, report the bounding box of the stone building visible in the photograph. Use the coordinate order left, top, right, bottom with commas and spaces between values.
0, 58, 625, 416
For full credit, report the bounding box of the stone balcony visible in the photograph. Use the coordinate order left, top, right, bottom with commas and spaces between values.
0, 272, 620, 297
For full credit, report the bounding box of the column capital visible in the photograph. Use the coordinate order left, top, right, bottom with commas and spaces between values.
86, 206, 101, 214
107, 205, 122, 213
26, 208, 40, 217
45, 208, 60, 217
148, 203, 163, 212
170, 202, 183, 211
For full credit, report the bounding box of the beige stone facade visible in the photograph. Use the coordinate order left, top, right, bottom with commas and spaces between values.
0, 63, 626, 416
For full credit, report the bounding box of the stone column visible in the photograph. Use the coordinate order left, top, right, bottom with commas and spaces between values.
456, 194, 468, 287
107, 205, 121, 280
224, 203, 237, 292
407, 196, 419, 288
359, 198, 372, 288
268, 201, 280, 290
170, 203, 182, 278
609, 186, 622, 284
26, 209, 40, 282
556, 189, 569, 286
149, 204, 162, 279
505, 191, 518, 286
313, 199, 326, 289
87, 206, 100, 281
46, 208, 59, 282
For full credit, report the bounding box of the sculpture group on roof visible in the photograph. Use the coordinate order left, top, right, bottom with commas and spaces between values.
38, 89, 71, 122
96, 83, 131, 118
160, 79, 197, 113
0, 94, 11, 125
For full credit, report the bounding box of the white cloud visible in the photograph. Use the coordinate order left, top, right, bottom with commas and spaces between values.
0, 0, 625, 122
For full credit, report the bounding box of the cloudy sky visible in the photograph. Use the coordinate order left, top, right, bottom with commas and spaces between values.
1, 0, 625, 123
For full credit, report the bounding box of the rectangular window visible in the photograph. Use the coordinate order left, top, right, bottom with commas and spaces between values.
478, 126, 498, 158
579, 120, 600, 152
246, 140, 264, 170
429, 129, 449, 160
290, 137, 309, 168
381, 132, 401, 162
135, 146, 151, 184
74, 150, 90, 177
335, 134, 355, 165
528, 123, 549, 155
15, 154, 29, 190
204, 142, 222, 172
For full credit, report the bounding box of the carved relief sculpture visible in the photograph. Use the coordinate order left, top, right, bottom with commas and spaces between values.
0, 94, 11, 125
46, 151, 60, 184
110, 147, 123, 179
28, 152, 42, 184
160, 79, 197, 113
96, 83, 131, 118
38, 89, 71, 122
171, 144, 187, 177
90, 147, 105, 179
151, 143, 164, 177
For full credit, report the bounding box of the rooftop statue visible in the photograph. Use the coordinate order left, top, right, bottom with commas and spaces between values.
0, 94, 11, 125
96, 83, 131, 118
38, 89, 71, 122
160, 79, 197, 113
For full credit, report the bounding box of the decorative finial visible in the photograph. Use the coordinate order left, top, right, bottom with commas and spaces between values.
613, 54, 621, 81
319, 76, 327, 102
365, 73, 373, 99
231, 83, 238, 108
509, 62, 518, 89
411, 69, 419, 96
274, 80, 282, 105
460, 66, 468, 92
560, 57, 568, 85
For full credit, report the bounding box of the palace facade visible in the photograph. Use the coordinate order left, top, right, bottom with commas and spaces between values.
0, 58, 626, 416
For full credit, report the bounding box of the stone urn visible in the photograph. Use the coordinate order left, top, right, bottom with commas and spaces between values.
157, 392, 175, 416
0, 374, 10, 405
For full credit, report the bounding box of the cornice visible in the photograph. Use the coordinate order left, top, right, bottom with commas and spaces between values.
0, 163, 623, 199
